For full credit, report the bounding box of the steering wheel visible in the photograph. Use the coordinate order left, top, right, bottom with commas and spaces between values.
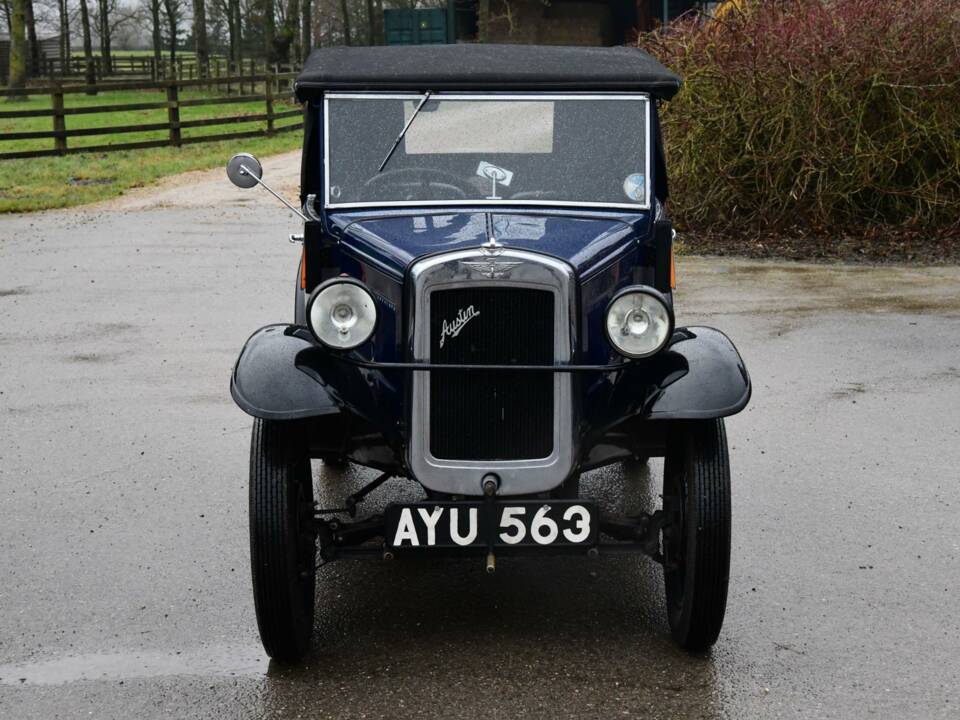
362, 168, 472, 201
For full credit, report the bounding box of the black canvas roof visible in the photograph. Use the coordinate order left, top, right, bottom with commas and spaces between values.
294, 45, 682, 101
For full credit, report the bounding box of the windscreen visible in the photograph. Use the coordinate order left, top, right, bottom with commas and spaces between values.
324, 93, 650, 209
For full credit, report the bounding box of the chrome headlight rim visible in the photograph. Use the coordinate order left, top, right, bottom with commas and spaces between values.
306, 277, 378, 351
604, 285, 674, 359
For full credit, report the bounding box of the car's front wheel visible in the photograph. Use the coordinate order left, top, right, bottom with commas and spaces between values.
662, 419, 731, 651
249, 418, 317, 661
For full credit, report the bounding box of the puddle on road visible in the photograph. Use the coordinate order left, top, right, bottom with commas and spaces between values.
0, 645, 267, 686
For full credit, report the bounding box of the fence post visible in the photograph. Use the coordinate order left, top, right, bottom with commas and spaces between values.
51, 86, 67, 156
265, 72, 275, 136
166, 82, 181, 148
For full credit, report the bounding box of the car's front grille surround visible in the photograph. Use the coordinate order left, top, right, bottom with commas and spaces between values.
429, 287, 555, 460
407, 247, 576, 496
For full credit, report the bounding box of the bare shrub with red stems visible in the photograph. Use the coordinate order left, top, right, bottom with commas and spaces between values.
641, 0, 960, 245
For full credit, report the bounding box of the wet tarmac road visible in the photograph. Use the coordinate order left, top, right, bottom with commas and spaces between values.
1, 180, 960, 718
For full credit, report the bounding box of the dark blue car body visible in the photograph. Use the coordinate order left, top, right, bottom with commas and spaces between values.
231, 45, 751, 488
234, 45, 753, 659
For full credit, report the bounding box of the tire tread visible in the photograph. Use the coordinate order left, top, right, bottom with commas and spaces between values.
664, 418, 731, 650
249, 418, 315, 661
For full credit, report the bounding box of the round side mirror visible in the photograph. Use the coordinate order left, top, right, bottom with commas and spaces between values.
226, 153, 263, 189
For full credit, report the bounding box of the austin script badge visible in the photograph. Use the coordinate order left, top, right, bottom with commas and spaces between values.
439, 305, 480, 348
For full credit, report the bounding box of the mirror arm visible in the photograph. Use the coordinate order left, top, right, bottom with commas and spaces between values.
239, 164, 308, 222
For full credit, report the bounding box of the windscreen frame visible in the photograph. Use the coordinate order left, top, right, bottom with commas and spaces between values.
322, 91, 652, 212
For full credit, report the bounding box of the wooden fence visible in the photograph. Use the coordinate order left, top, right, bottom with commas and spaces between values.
0, 72, 301, 161
33, 55, 296, 84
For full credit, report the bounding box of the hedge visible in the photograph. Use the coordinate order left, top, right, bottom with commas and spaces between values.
642, 0, 960, 239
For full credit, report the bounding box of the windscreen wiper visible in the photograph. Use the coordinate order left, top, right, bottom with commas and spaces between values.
377, 91, 432, 173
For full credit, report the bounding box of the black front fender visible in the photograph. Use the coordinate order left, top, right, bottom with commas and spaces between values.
603, 326, 751, 423
230, 325, 403, 468
230, 325, 340, 420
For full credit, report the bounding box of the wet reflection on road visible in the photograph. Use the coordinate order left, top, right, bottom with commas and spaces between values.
252, 460, 721, 718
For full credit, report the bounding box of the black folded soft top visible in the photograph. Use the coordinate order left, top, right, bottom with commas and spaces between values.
294, 44, 682, 102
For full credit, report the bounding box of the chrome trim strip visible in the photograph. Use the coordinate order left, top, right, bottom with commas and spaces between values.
407, 248, 577, 496
328, 199, 650, 211
327, 92, 654, 101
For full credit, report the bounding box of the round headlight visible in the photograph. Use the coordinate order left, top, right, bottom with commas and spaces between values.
307, 279, 377, 350
605, 287, 673, 358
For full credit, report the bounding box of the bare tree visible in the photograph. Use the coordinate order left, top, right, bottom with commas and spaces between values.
24, 0, 39, 76
6, 0, 27, 98
286, 0, 299, 62
161, 0, 185, 63
95, 0, 112, 73
262, 0, 275, 63
300, 0, 310, 60
229, 0, 240, 68
149, 0, 162, 74
271, 0, 297, 62
58, 0, 70, 66
78, 0, 96, 93
338, 0, 348, 44
228, 0, 243, 68
91, 0, 138, 75
192, 0, 209, 75
1, 0, 11, 34
478, 0, 489, 41
364, 0, 372, 45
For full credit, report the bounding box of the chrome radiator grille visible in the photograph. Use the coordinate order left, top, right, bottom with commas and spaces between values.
429, 287, 554, 460
407, 247, 575, 496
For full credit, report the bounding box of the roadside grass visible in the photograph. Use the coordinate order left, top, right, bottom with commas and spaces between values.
0, 134, 300, 213
0, 86, 301, 213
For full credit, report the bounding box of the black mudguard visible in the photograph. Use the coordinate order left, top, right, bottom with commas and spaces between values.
579, 327, 750, 467
603, 326, 751, 423
231, 325, 403, 467
231, 325, 339, 420
231, 323, 403, 445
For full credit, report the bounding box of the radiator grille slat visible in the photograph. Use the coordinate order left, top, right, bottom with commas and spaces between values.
429, 287, 554, 460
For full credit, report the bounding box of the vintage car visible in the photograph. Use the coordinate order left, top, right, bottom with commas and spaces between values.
227, 44, 751, 661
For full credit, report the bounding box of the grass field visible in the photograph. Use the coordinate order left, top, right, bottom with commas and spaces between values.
0, 86, 301, 213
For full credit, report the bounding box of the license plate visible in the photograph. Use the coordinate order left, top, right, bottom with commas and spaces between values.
385, 500, 598, 549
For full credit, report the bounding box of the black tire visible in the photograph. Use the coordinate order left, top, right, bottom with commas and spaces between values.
662, 419, 731, 651
249, 418, 317, 661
